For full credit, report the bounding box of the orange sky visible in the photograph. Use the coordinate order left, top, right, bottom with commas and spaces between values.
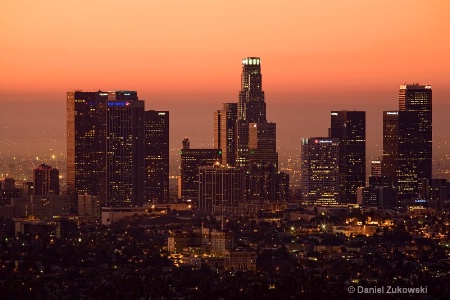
1, 0, 450, 105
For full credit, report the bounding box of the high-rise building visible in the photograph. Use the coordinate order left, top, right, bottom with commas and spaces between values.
214, 103, 237, 166
67, 90, 146, 211
33, 164, 59, 195
301, 138, 340, 205
236, 57, 270, 168
330, 111, 366, 204
198, 164, 244, 213
397, 84, 432, 203
106, 92, 145, 207
144, 110, 169, 203
382, 111, 399, 183
67, 91, 107, 213
180, 145, 222, 200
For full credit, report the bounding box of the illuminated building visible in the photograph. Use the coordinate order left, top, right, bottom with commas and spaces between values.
144, 110, 169, 203
180, 144, 222, 200
214, 103, 237, 166
67, 91, 108, 213
382, 111, 399, 183
67, 90, 145, 211
301, 138, 340, 205
33, 164, 59, 195
198, 164, 244, 213
330, 110, 366, 204
236, 57, 271, 167
106, 91, 145, 207
397, 84, 432, 203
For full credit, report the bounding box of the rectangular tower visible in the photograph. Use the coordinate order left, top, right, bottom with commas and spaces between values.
330, 111, 366, 204
145, 110, 169, 203
214, 103, 237, 166
301, 138, 340, 205
33, 164, 60, 195
382, 111, 399, 183
106, 91, 145, 207
399, 85, 432, 173
67, 91, 108, 213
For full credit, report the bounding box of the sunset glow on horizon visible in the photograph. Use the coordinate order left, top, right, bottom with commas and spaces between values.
1, 0, 450, 105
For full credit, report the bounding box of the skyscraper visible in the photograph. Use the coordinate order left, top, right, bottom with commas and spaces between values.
397, 84, 432, 203
382, 111, 399, 183
330, 111, 366, 204
106, 91, 145, 207
236, 57, 271, 168
214, 103, 237, 166
67, 90, 145, 211
67, 91, 107, 213
301, 138, 340, 205
144, 110, 169, 203
33, 164, 59, 195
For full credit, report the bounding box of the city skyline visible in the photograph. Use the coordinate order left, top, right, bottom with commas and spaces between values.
1, 1, 450, 180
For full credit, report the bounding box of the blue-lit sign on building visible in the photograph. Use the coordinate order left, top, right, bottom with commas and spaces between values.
107, 102, 130, 107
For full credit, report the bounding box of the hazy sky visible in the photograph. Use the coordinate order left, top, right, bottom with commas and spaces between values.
1, 1, 450, 161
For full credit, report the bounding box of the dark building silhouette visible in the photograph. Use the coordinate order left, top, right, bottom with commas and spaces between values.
214, 103, 237, 166
301, 138, 340, 205
198, 165, 244, 213
330, 111, 366, 204
33, 164, 59, 195
397, 84, 432, 204
106, 92, 145, 207
180, 144, 222, 200
144, 110, 169, 203
67, 91, 108, 213
236, 57, 273, 168
382, 111, 399, 184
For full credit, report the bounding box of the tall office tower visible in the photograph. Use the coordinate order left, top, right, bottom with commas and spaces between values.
236, 57, 272, 168
382, 111, 399, 183
397, 84, 432, 203
301, 138, 340, 205
180, 146, 222, 200
68, 90, 145, 212
198, 165, 244, 214
106, 91, 145, 207
330, 111, 366, 204
214, 103, 237, 166
238, 57, 266, 123
33, 164, 60, 195
144, 110, 169, 203
67, 91, 108, 213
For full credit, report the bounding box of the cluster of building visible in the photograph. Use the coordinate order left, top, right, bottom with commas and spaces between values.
301, 84, 449, 211
1, 58, 449, 230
